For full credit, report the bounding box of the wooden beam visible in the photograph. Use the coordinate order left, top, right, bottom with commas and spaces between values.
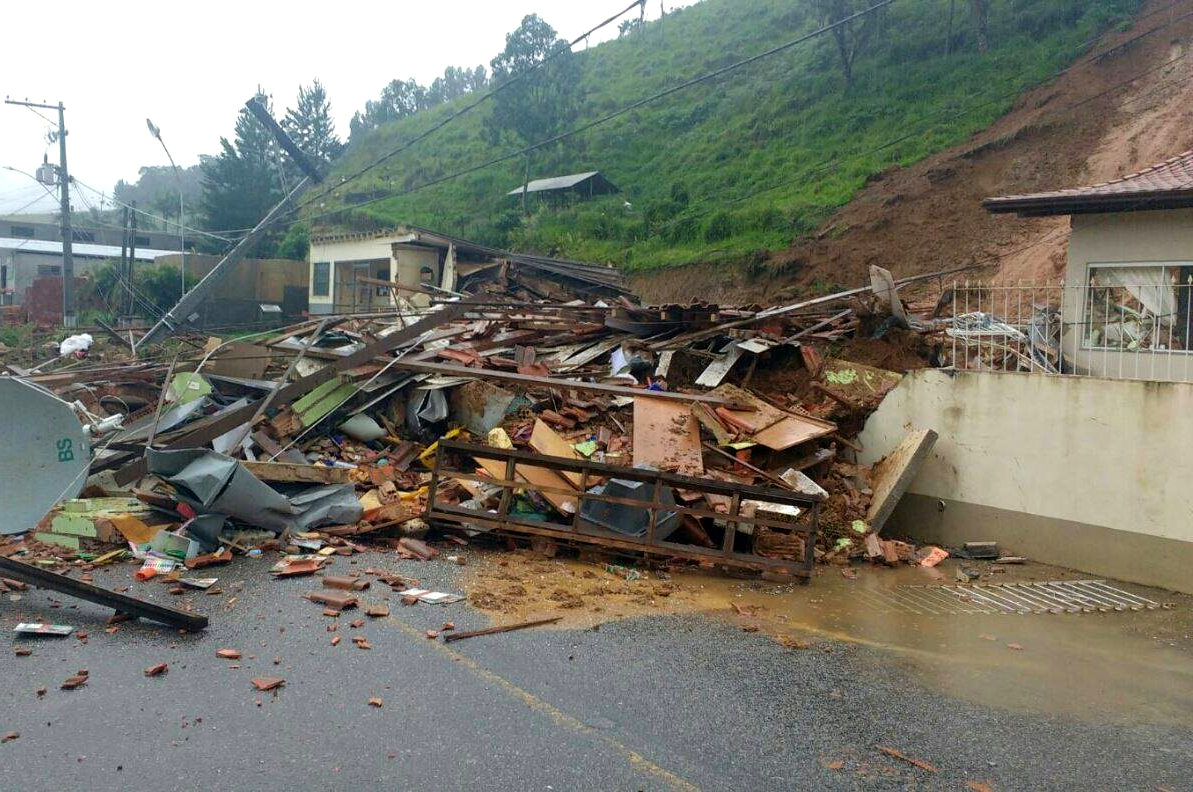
390, 359, 734, 405
0, 557, 208, 631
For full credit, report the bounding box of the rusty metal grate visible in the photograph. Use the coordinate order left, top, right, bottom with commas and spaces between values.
862, 580, 1163, 615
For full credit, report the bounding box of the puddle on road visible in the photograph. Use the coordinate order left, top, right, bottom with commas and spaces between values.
465, 552, 1193, 727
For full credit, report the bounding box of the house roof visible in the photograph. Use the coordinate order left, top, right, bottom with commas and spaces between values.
506, 171, 619, 196
0, 236, 172, 261
984, 150, 1193, 216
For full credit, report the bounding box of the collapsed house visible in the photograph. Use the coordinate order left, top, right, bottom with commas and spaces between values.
307, 225, 627, 315
2, 224, 953, 612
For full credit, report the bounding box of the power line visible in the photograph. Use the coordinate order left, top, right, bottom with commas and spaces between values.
69, 177, 241, 243
650, 12, 1193, 237
286, 0, 897, 228
292, 0, 649, 216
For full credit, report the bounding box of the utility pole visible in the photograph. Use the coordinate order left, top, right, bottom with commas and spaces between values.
127, 203, 138, 318
4, 98, 75, 326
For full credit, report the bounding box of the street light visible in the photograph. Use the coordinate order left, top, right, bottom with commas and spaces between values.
146, 118, 185, 296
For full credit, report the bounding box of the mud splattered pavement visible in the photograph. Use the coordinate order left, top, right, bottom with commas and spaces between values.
1, 549, 1190, 791
466, 548, 1193, 728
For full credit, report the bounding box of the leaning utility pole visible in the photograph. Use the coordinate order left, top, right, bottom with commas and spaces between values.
4, 98, 75, 327
135, 97, 323, 350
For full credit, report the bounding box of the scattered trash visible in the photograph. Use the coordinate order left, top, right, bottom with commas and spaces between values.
14, 623, 73, 637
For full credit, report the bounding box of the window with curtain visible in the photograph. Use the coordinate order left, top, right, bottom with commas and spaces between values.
1085, 263, 1193, 351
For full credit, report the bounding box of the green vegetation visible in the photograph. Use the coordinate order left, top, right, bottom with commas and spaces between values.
311, 0, 1142, 270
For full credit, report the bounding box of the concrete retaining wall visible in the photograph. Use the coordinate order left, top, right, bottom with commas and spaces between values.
858, 369, 1193, 593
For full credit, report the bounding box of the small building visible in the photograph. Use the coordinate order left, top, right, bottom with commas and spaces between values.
984, 150, 1193, 382
506, 171, 620, 203
0, 236, 174, 307
308, 225, 627, 315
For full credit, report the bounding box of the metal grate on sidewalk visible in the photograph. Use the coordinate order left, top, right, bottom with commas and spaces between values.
860, 580, 1161, 615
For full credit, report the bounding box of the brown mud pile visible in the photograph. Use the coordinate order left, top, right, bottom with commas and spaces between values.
631, 1, 1193, 306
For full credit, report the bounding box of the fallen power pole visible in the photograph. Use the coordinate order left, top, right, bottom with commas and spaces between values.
135, 97, 323, 350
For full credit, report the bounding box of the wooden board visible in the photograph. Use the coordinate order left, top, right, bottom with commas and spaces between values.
241, 460, 351, 485
632, 397, 703, 477
528, 419, 584, 487
710, 384, 836, 452
867, 428, 938, 535
475, 457, 578, 515
207, 342, 272, 380
752, 413, 836, 452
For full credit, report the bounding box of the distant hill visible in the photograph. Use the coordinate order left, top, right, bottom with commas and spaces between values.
311, 0, 1144, 272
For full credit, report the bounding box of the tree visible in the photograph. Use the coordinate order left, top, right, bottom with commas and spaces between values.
283, 79, 344, 165
198, 90, 284, 255
811, 0, 880, 87
485, 14, 583, 212
350, 78, 427, 138
426, 65, 488, 107
970, 0, 990, 53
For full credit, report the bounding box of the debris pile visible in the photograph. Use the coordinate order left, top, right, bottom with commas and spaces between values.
1, 262, 958, 614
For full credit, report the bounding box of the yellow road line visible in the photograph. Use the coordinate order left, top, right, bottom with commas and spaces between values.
380, 614, 701, 792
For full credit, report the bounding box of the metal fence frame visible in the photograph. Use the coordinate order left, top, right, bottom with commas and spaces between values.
947, 279, 1193, 382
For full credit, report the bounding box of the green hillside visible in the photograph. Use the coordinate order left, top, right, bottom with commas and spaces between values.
309, 0, 1142, 271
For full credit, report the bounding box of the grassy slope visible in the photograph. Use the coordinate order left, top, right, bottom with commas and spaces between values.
314, 0, 1141, 271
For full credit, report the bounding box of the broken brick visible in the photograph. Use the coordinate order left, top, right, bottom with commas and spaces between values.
61, 675, 88, 691
322, 575, 370, 591
365, 604, 389, 618
216, 649, 242, 660
305, 591, 358, 610
331, 636, 341, 646
251, 677, 285, 692
368, 698, 383, 708
144, 663, 168, 677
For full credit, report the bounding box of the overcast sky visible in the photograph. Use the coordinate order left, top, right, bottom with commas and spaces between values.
0, 0, 690, 215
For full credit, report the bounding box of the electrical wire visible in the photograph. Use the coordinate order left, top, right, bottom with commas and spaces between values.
291, 0, 650, 216
281, 0, 898, 228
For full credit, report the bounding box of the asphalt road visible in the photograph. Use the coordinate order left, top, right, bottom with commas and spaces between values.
1, 553, 1189, 791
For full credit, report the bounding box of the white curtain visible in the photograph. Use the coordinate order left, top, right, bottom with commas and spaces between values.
1094, 266, 1176, 320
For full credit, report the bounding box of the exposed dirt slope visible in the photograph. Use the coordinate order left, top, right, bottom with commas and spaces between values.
630, 2, 1193, 305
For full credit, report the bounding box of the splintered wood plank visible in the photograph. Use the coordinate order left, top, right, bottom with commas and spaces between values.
633, 397, 703, 477
867, 428, 938, 535
528, 419, 584, 487
241, 461, 351, 485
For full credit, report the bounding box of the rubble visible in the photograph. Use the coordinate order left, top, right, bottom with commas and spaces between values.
0, 254, 983, 661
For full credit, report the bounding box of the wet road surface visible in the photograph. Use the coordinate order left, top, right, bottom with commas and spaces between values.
1, 552, 1190, 790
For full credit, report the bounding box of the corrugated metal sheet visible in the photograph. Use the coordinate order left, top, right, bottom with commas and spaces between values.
0, 236, 172, 260
506, 171, 611, 195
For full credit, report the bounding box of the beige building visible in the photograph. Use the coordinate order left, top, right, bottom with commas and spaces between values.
985, 151, 1193, 382
308, 225, 626, 315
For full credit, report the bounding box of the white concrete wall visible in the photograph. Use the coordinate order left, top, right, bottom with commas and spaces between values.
308, 236, 397, 313
1063, 209, 1193, 381
859, 370, 1193, 591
